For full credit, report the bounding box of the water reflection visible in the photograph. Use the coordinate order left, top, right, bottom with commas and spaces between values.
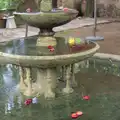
17, 95, 22, 109
32, 97, 38, 104
5, 95, 22, 114
13, 38, 26, 55
0, 37, 95, 56
3, 64, 17, 91
5, 96, 14, 114
1, 59, 120, 120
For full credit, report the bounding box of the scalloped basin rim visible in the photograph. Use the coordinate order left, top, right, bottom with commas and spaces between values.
13, 9, 78, 15
0, 42, 100, 66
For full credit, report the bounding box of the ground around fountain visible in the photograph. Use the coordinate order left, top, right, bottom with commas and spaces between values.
0, 17, 120, 55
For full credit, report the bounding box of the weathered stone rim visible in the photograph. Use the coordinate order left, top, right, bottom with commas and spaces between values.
93, 53, 120, 62
13, 8, 78, 15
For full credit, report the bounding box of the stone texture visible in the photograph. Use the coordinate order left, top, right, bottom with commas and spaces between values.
97, 0, 120, 17
57, 0, 120, 17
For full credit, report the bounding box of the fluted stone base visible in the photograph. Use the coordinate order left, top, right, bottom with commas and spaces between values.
19, 66, 57, 98
62, 64, 76, 94
18, 63, 77, 98
36, 28, 56, 47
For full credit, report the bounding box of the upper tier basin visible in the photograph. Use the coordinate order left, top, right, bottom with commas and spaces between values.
13, 8, 78, 29
0, 37, 99, 68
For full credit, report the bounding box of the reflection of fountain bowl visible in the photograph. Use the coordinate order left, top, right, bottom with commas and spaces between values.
14, 9, 78, 29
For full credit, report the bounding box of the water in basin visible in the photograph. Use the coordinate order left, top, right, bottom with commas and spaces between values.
1, 58, 120, 120
0, 36, 94, 56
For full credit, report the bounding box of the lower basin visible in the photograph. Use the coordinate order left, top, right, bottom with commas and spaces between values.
0, 36, 99, 67
0, 36, 100, 98
1, 56, 120, 120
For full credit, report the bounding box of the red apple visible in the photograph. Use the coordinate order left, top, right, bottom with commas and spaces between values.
71, 113, 78, 119
24, 99, 32, 105
83, 95, 90, 100
48, 45, 53, 49
63, 8, 68, 12
49, 48, 55, 52
76, 111, 83, 116
26, 8, 32, 12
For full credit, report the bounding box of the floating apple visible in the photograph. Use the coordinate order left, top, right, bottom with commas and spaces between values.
63, 8, 68, 12
32, 97, 38, 104
76, 111, 83, 116
48, 45, 53, 49
24, 99, 32, 105
49, 48, 55, 52
26, 8, 32, 12
71, 113, 78, 119
83, 95, 90, 100
68, 37, 75, 46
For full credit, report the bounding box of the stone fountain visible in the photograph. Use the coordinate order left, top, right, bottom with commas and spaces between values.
0, 0, 99, 99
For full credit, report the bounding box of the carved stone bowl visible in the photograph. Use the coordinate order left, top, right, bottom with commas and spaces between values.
0, 42, 99, 68
14, 8, 78, 29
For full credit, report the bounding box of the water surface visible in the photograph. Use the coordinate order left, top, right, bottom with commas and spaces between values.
0, 60, 120, 120
0, 36, 94, 56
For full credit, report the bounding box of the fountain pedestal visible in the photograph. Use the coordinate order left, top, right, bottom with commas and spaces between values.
36, 29, 57, 47
37, 36, 57, 47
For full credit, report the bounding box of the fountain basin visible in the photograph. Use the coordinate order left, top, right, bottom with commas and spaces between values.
13, 9, 78, 29
0, 37, 99, 98
0, 42, 99, 67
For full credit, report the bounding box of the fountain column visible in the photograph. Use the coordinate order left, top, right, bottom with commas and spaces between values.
24, 67, 32, 96
36, 0, 57, 47
44, 68, 57, 98
62, 65, 74, 94
61, 66, 65, 81
36, 29, 57, 47
71, 64, 77, 87
19, 66, 26, 91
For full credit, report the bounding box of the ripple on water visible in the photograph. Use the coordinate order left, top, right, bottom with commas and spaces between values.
0, 68, 120, 119
0, 60, 120, 120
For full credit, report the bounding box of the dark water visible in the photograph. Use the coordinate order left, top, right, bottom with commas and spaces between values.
1, 59, 120, 120
0, 36, 94, 56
